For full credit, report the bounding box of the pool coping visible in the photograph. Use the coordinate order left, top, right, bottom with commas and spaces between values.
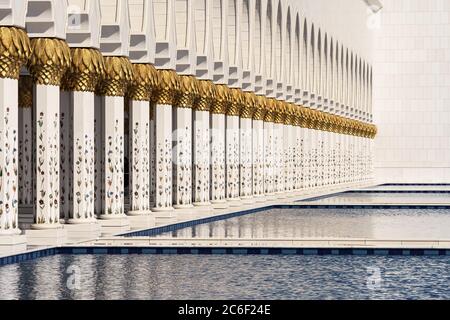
1, 246, 449, 266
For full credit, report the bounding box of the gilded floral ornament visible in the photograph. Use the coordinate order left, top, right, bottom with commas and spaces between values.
63, 48, 105, 92
18, 75, 33, 108
240, 92, 256, 119
264, 98, 276, 123
253, 95, 267, 121
194, 80, 216, 111
27, 38, 71, 86
152, 69, 180, 105
128, 63, 157, 101
96, 56, 133, 97
0, 27, 31, 80
227, 88, 244, 117
174, 75, 198, 109
211, 84, 229, 114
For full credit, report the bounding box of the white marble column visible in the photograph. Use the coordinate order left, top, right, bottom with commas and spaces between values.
210, 85, 228, 209
239, 92, 254, 204
18, 76, 33, 207
225, 89, 241, 206
0, 78, 20, 234
273, 102, 285, 197
173, 76, 195, 210
263, 103, 275, 197
151, 70, 179, 213
192, 80, 214, 208
252, 96, 266, 201
96, 57, 132, 224
127, 64, 154, 216
28, 39, 71, 230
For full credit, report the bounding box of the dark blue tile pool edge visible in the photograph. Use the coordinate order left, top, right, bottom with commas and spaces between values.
1, 247, 449, 266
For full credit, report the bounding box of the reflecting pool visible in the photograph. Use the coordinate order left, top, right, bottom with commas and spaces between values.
0, 254, 448, 300
149, 208, 450, 240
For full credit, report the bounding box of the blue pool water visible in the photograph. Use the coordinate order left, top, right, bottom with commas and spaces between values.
147, 208, 450, 240
0, 254, 448, 300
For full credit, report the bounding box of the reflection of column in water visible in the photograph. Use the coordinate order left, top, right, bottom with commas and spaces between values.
197, 223, 210, 238
32, 256, 62, 299
0, 264, 20, 299
65, 255, 96, 300
101, 256, 126, 299
212, 220, 226, 239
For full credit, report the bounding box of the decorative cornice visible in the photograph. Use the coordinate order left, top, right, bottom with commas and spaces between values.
0, 27, 31, 80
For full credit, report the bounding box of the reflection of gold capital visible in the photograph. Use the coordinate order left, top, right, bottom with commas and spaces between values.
96, 56, 133, 97
19, 76, 33, 108
0, 27, 31, 80
63, 48, 105, 93
28, 38, 71, 86
152, 69, 180, 105
174, 75, 198, 108
194, 80, 216, 111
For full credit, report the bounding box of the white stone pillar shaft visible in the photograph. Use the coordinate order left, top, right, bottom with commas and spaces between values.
252, 119, 264, 198
226, 115, 240, 204
239, 117, 253, 201
34, 84, 61, 227
129, 100, 151, 214
173, 107, 193, 209
211, 113, 227, 207
0, 78, 20, 233
70, 91, 95, 222
153, 104, 173, 211
193, 110, 210, 206
263, 121, 274, 195
101, 96, 125, 218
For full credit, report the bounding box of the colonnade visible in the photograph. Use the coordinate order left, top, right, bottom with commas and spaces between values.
0, 0, 377, 247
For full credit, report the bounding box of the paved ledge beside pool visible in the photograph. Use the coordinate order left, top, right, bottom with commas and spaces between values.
77, 238, 450, 250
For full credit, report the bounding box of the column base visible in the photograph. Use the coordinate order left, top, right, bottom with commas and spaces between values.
152, 207, 174, 213
127, 210, 153, 216
227, 198, 242, 207
264, 193, 276, 201
240, 196, 254, 205
211, 200, 229, 209
98, 217, 131, 236
193, 201, 212, 208
253, 194, 267, 203
275, 192, 287, 199
64, 222, 102, 244
0, 234, 27, 256
30, 223, 64, 230
25, 228, 68, 247
173, 204, 194, 210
